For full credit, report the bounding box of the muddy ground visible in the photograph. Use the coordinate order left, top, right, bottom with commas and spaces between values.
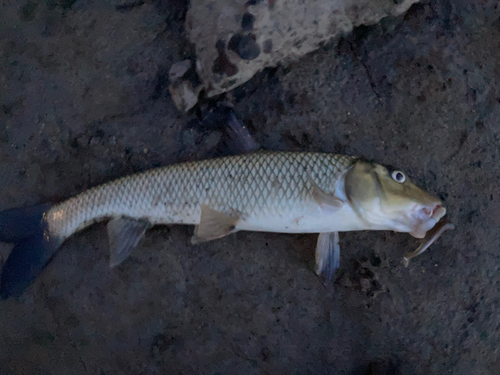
1, 0, 499, 374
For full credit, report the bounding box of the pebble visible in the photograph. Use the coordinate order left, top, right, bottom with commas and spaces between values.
229, 34, 260, 60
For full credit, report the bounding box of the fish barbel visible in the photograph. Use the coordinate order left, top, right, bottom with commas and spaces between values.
0, 151, 451, 298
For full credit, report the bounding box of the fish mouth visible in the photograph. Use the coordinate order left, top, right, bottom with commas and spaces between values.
409, 203, 446, 239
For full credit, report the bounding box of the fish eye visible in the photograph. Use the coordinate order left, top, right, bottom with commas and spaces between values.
391, 170, 406, 183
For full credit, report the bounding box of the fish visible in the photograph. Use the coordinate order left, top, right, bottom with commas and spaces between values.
403, 219, 455, 267
0, 151, 451, 298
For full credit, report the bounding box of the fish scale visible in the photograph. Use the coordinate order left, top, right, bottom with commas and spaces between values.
45, 151, 355, 240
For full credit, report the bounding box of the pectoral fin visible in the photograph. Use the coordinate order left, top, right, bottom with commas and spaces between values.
191, 205, 239, 244
308, 175, 343, 213
107, 217, 151, 267
315, 232, 340, 280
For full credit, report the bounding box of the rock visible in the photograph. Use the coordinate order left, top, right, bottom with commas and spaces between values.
169, 60, 193, 82
184, 0, 420, 101
241, 12, 256, 31
168, 80, 202, 113
228, 33, 261, 60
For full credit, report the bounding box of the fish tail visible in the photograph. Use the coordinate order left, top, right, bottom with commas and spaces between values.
0, 204, 62, 299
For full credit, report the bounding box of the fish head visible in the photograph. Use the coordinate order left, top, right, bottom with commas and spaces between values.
344, 160, 446, 238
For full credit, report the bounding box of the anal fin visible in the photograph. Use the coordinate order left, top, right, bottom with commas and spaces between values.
315, 232, 340, 280
107, 217, 151, 267
191, 205, 239, 244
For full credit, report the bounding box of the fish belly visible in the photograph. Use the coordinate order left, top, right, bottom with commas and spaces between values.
237, 204, 371, 234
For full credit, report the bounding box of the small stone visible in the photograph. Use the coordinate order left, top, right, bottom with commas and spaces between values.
263, 39, 272, 54
168, 80, 201, 112
169, 60, 192, 82
241, 13, 255, 31
228, 34, 243, 52
228, 33, 260, 60
212, 50, 238, 76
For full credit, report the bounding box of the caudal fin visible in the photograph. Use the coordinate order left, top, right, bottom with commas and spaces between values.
0, 204, 62, 299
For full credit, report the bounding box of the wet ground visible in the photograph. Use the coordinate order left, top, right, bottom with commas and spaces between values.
1, 0, 499, 374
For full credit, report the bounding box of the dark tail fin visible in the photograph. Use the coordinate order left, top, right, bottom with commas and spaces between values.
0, 204, 62, 299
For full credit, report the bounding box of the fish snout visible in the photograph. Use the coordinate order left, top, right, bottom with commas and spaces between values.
417, 203, 444, 221
421, 206, 434, 217
410, 204, 446, 238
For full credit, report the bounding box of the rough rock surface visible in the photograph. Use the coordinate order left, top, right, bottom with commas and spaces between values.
1, 0, 500, 374
185, 0, 419, 105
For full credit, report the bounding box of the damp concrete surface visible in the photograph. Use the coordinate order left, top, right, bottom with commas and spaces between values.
1, 0, 499, 374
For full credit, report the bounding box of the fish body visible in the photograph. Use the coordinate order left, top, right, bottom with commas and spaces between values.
46, 151, 356, 238
47, 151, 380, 238
0, 151, 450, 298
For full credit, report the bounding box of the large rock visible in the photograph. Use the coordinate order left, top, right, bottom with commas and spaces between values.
176, 0, 419, 111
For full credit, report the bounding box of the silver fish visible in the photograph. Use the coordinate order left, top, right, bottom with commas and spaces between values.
403, 220, 456, 267
0, 151, 450, 298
